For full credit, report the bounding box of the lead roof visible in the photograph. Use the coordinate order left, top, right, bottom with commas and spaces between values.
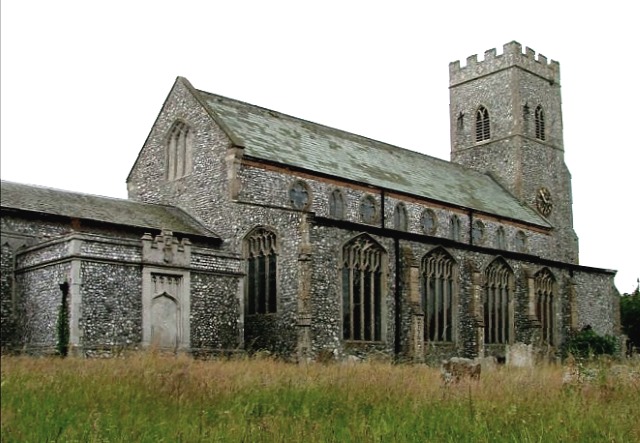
1, 180, 218, 239
196, 87, 550, 228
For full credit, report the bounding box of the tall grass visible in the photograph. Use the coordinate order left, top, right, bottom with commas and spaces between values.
2, 353, 639, 442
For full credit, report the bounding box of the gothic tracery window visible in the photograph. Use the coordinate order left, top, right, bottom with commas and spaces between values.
245, 228, 278, 315
475, 106, 491, 142
535, 268, 555, 345
393, 203, 408, 231
342, 235, 385, 341
422, 248, 458, 342
535, 105, 546, 141
484, 258, 514, 344
167, 120, 193, 180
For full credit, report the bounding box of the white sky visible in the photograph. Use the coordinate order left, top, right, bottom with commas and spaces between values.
1, 1, 638, 293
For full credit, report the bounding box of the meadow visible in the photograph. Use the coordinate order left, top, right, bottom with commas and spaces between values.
1, 353, 638, 442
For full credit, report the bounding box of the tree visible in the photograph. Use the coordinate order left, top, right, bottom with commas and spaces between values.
620, 280, 640, 355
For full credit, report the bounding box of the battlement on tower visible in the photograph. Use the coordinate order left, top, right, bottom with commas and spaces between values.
449, 41, 560, 86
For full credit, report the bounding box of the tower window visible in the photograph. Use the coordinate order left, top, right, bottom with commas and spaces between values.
475, 106, 491, 142
535, 105, 546, 141
166, 120, 193, 180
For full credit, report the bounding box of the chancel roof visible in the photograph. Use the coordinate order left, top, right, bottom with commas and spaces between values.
1, 181, 218, 239
196, 87, 550, 228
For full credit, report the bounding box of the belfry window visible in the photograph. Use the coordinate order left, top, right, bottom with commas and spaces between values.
393, 203, 408, 231
342, 235, 385, 341
166, 120, 193, 180
535, 105, 546, 141
475, 106, 491, 142
484, 258, 514, 344
422, 248, 457, 342
245, 228, 278, 315
535, 268, 555, 345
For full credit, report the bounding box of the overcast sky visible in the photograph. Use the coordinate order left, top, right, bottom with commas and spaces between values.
1, 1, 638, 293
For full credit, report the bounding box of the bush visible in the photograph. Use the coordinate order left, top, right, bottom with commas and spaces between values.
562, 327, 618, 360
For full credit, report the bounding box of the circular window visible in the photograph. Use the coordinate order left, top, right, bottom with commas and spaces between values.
289, 180, 310, 210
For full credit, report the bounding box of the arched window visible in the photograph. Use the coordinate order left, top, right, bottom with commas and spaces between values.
515, 230, 527, 253
166, 120, 193, 180
535, 105, 546, 141
422, 248, 458, 342
495, 226, 507, 250
484, 258, 514, 344
393, 203, 408, 231
535, 268, 555, 345
342, 235, 385, 341
475, 106, 490, 142
449, 215, 461, 241
245, 228, 277, 315
360, 195, 378, 225
472, 220, 485, 245
329, 189, 346, 219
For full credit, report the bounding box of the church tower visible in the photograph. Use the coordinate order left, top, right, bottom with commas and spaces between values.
448, 41, 578, 263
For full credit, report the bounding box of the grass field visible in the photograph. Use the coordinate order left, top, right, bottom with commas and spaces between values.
1, 353, 639, 442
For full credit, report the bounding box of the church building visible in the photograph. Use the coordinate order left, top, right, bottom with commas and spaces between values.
0, 42, 620, 363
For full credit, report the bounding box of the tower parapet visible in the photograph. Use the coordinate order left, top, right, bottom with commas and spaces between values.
449, 41, 560, 87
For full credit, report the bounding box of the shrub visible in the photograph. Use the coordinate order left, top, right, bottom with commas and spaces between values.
562, 327, 618, 360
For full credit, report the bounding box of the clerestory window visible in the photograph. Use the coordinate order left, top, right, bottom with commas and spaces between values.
166, 120, 193, 180
342, 235, 385, 341
484, 258, 514, 344
475, 106, 491, 142
422, 248, 458, 342
449, 215, 461, 241
393, 203, 408, 231
535, 105, 546, 141
245, 228, 278, 315
329, 189, 346, 219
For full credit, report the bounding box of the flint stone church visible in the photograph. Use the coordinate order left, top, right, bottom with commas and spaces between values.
0, 42, 620, 363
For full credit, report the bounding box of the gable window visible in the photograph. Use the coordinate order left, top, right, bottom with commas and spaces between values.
475, 106, 491, 142
484, 258, 514, 344
342, 235, 385, 341
449, 215, 461, 241
245, 228, 277, 315
495, 226, 507, 250
535, 105, 546, 141
360, 195, 378, 225
393, 203, 408, 231
422, 248, 458, 342
535, 268, 555, 345
166, 120, 193, 180
329, 189, 346, 219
